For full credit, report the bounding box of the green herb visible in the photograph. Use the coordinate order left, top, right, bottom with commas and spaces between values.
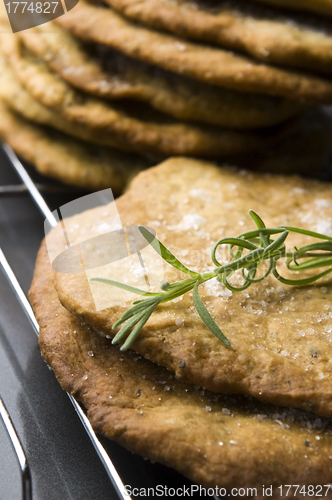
90, 210, 332, 351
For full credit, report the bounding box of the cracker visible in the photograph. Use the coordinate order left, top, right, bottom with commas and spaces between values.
55, 158, 332, 417
3, 34, 275, 158
2, 35, 330, 177
0, 101, 145, 191
29, 237, 332, 493
0, 50, 149, 155
55, 1, 332, 103
101, 0, 332, 76
17, 22, 303, 129
0, 52, 60, 127
2, 50, 329, 178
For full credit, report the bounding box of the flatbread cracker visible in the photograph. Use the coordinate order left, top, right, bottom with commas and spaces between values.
3, 33, 330, 177
0, 102, 145, 190
101, 0, 332, 76
17, 23, 303, 129
0, 50, 150, 156
55, 158, 332, 417
2, 41, 331, 177
3, 50, 329, 178
29, 238, 332, 493
55, 1, 332, 103
252, 0, 332, 17
0, 51, 109, 146
3, 34, 273, 158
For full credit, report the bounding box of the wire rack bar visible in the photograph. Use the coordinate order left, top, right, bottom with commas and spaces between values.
0, 395, 32, 500
2, 144, 58, 228
0, 184, 86, 196
0, 144, 130, 500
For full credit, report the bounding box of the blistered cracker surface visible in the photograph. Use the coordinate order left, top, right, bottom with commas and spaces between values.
0, 101, 144, 191
2, 33, 273, 159
17, 21, 303, 129
56, 1, 332, 103
30, 237, 332, 494
55, 158, 332, 416
102, 0, 332, 76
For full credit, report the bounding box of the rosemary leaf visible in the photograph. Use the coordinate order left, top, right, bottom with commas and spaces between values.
211, 237, 257, 267
193, 281, 230, 346
120, 303, 159, 351
113, 296, 162, 328
90, 277, 159, 296
112, 308, 149, 345
138, 226, 199, 277
281, 226, 332, 241
273, 267, 332, 286
249, 209, 271, 249
242, 259, 274, 283
287, 257, 332, 271
161, 278, 198, 303
221, 270, 254, 292
236, 227, 285, 240
262, 230, 288, 259
249, 209, 266, 229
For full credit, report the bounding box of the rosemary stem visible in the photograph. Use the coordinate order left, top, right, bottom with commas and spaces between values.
91, 210, 332, 351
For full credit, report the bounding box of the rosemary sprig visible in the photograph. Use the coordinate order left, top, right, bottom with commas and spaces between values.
90, 210, 332, 351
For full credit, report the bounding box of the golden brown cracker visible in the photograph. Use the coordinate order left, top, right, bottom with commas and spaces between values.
17, 22, 303, 129
2, 40, 330, 178
29, 237, 332, 492
54, 158, 332, 417
102, 0, 332, 76
2, 33, 275, 158
55, 1, 332, 103
0, 50, 149, 158
0, 101, 146, 190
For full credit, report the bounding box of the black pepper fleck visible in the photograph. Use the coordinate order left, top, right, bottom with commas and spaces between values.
178, 360, 186, 368
310, 348, 318, 359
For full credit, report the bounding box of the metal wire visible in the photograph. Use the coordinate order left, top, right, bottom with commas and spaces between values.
0, 184, 86, 196
0, 396, 32, 500
2, 144, 58, 228
0, 145, 131, 500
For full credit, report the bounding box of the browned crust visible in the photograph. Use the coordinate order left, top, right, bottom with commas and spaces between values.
2, 36, 331, 178
55, 1, 332, 103
102, 0, 332, 76
17, 21, 303, 129
29, 238, 332, 492
2, 33, 278, 158
2, 38, 328, 179
54, 158, 332, 416
0, 101, 145, 190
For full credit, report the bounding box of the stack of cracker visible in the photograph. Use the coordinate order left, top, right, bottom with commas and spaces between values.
1, 0, 332, 190
30, 158, 332, 496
